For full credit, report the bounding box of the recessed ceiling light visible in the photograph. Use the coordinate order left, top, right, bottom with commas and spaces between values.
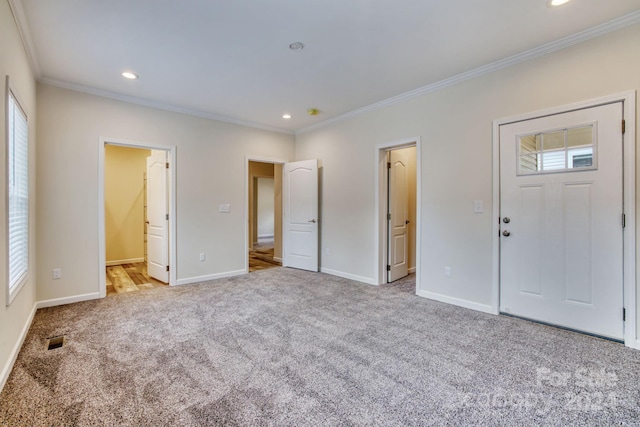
289, 42, 304, 51
122, 71, 139, 80
307, 108, 319, 116
282, 114, 292, 119
548, 0, 571, 6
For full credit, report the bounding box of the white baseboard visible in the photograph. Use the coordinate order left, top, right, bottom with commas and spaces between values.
36, 293, 101, 309
416, 289, 496, 314
320, 268, 377, 286
106, 258, 144, 267
0, 302, 37, 393
257, 234, 274, 240
176, 269, 246, 286
408, 267, 416, 274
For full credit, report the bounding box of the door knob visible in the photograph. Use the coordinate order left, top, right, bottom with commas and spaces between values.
503, 217, 510, 224
502, 230, 511, 237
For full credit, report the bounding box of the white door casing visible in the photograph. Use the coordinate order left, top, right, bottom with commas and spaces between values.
388, 150, 409, 282
146, 150, 169, 283
499, 102, 623, 340
283, 159, 319, 272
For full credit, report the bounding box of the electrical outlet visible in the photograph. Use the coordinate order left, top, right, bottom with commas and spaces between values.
199, 253, 206, 262
444, 266, 452, 278
53, 268, 62, 280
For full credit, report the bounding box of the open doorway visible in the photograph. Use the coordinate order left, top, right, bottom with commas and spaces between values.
377, 139, 420, 291
247, 160, 283, 272
98, 139, 177, 298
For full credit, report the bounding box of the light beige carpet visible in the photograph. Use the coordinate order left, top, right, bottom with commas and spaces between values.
1, 268, 639, 426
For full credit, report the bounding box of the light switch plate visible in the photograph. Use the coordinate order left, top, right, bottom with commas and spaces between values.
473, 200, 484, 213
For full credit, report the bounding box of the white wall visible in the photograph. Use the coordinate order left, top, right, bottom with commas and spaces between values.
257, 177, 275, 238
36, 84, 295, 300
0, 0, 38, 389
295, 24, 640, 326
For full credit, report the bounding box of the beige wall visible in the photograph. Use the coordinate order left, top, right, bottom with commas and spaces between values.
295, 24, 640, 335
105, 145, 150, 264
0, 0, 38, 388
36, 84, 295, 299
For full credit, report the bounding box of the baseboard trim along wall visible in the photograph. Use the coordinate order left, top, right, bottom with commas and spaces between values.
320, 268, 377, 286
36, 293, 102, 309
416, 289, 496, 315
0, 303, 37, 393
106, 258, 145, 267
273, 256, 282, 263
176, 269, 246, 286
408, 267, 416, 274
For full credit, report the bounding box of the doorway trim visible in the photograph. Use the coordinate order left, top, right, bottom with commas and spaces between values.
98, 137, 178, 297
375, 137, 421, 288
492, 91, 636, 348
244, 155, 288, 273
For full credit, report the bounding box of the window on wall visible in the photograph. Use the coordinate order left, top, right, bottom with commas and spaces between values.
518, 124, 596, 175
6, 78, 29, 305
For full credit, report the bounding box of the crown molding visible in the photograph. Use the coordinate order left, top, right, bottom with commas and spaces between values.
7, 0, 41, 78
38, 78, 294, 135
296, 10, 640, 135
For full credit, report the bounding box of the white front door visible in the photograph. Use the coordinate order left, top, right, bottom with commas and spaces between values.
500, 102, 624, 340
388, 150, 409, 282
283, 159, 318, 272
146, 150, 169, 283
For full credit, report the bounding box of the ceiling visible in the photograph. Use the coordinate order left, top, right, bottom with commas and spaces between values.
14, 0, 640, 133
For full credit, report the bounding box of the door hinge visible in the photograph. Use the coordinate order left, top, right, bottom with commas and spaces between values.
387, 265, 391, 271
166, 265, 170, 272
166, 162, 169, 169
622, 214, 626, 228
387, 162, 391, 169
623, 308, 626, 321
622, 119, 626, 134
387, 213, 391, 220
166, 213, 169, 221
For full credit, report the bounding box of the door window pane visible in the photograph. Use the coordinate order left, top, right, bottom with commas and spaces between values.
518, 124, 595, 175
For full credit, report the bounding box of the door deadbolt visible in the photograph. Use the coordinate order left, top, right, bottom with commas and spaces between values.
502, 230, 511, 237
503, 217, 510, 224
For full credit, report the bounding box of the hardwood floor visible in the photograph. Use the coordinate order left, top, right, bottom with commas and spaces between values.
106, 262, 167, 296
249, 242, 281, 272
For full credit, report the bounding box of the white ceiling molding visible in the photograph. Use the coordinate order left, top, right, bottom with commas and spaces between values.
8, 0, 41, 78
38, 77, 294, 135
297, 10, 640, 135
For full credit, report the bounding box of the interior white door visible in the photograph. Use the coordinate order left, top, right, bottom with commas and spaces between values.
283, 159, 318, 272
388, 150, 409, 282
500, 102, 623, 340
146, 150, 169, 283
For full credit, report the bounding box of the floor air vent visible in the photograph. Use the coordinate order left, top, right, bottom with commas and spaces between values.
47, 335, 66, 350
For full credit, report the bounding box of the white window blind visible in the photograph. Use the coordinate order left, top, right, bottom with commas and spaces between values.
7, 87, 28, 304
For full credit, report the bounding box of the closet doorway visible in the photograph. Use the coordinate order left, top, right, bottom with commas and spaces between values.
98, 139, 177, 297
247, 159, 284, 272
376, 139, 421, 290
